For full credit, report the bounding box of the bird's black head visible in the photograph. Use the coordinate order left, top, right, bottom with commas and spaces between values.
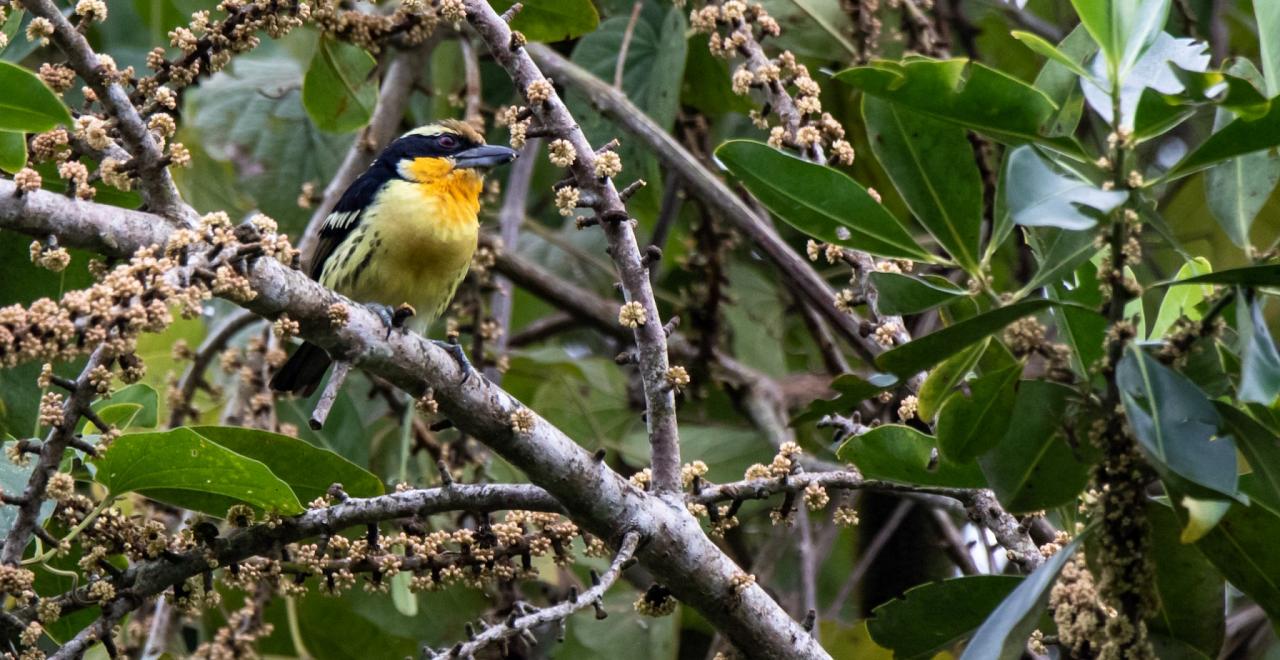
380, 120, 518, 182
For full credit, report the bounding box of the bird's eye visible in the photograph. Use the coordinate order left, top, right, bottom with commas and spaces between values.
438, 135, 458, 150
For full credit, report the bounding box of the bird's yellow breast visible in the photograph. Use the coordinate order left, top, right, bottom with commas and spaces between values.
321, 161, 482, 330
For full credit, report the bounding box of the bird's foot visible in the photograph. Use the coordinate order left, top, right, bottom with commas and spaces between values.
432, 337, 476, 384
365, 303, 396, 338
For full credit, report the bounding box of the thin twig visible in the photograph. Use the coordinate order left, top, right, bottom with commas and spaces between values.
613, 0, 644, 89
309, 361, 352, 430
433, 531, 640, 659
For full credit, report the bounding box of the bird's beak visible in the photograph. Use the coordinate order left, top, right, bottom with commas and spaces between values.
452, 144, 519, 169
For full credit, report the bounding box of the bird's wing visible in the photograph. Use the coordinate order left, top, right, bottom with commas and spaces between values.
308, 171, 388, 280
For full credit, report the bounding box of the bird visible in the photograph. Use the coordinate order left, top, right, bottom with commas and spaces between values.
270, 120, 518, 396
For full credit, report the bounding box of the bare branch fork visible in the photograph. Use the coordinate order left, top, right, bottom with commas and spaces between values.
462, 0, 683, 497
0, 348, 111, 566
430, 531, 641, 659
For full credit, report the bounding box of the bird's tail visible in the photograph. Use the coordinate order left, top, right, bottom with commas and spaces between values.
269, 341, 332, 397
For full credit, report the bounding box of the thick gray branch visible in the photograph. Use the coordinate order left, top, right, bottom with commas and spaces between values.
23, 0, 194, 225
0, 181, 827, 658
465, 1, 683, 497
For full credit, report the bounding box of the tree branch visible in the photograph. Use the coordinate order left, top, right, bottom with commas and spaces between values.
0, 180, 828, 658
464, 1, 683, 497
432, 531, 640, 659
23, 0, 195, 225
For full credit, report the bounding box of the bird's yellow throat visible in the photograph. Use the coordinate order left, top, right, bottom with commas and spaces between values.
401, 156, 485, 231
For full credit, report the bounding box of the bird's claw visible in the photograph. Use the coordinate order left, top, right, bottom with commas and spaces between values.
365, 303, 396, 338
432, 338, 476, 384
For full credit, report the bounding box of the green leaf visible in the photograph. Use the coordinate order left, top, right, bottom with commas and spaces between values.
792, 373, 898, 425
936, 365, 1020, 463
0, 444, 52, 537
1149, 258, 1213, 340
191, 425, 384, 502
876, 299, 1061, 377
0, 130, 25, 173
961, 533, 1088, 660
917, 339, 987, 422
1147, 502, 1225, 656
1011, 30, 1094, 80
1032, 26, 1097, 139
1116, 346, 1238, 499
835, 59, 1076, 153
1185, 476, 1280, 620
0, 61, 73, 133
1238, 297, 1280, 406
86, 383, 159, 432
867, 575, 1023, 659
93, 428, 304, 516
867, 272, 966, 316
1133, 87, 1197, 140
1004, 146, 1128, 230
715, 140, 930, 261
302, 35, 378, 134
979, 380, 1092, 513
1204, 59, 1280, 248
1176, 493, 1232, 543
188, 57, 352, 233
1048, 259, 1107, 375
862, 96, 983, 273
1022, 225, 1101, 293
1172, 65, 1271, 118
1166, 93, 1280, 180
836, 424, 985, 488
1216, 404, 1280, 512
1069, 0, 1170, 74
1082, 32, 1209, 132
1255, 1, 1280, 96
1155, 263, 1280, 287
491, 0, 599, 42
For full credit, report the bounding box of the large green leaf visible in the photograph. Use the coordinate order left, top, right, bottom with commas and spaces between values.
1216, 404, 1280, 511
93, 428, 304, 516
862, 96, 983, 273
1166, 93, 1280, 180
1069, 0, 1170, 74
1255, 1, 1280, 96
835, 58, 1077, 154
1147, 502, 1225, 657
917, 340, 987, 422
1156, 263, 1280, 287
1238, 297, 1280, 406
1031, 26, 1097, 139
867, 272, 966, 316
792, 372, 898, 425
1116, 346, 1238, 499
867, 575, 1023, 659
0, 130, 25, 173
1004, 146, 1128, 230
979, 380, 1092, 513
1204, 59, 1280, 249
961, 534, 1088, 660
1022, 225, 1101, 293
1149, 258, 1213, 340
715, 140, 930, 261
0, 61, 72, 133
935, 365, 1020, 463
836, 424, 985, 488
1049, 259, 1107, 375
191, 425, 383, 502
1081, 31, 1208, 133
85, 383, 159, 433
491, 0, 599, 42
302, 35, 378, 134
187, 57, 351, 234
1186, 476, 1280, 620
876, 299, 1061, 377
